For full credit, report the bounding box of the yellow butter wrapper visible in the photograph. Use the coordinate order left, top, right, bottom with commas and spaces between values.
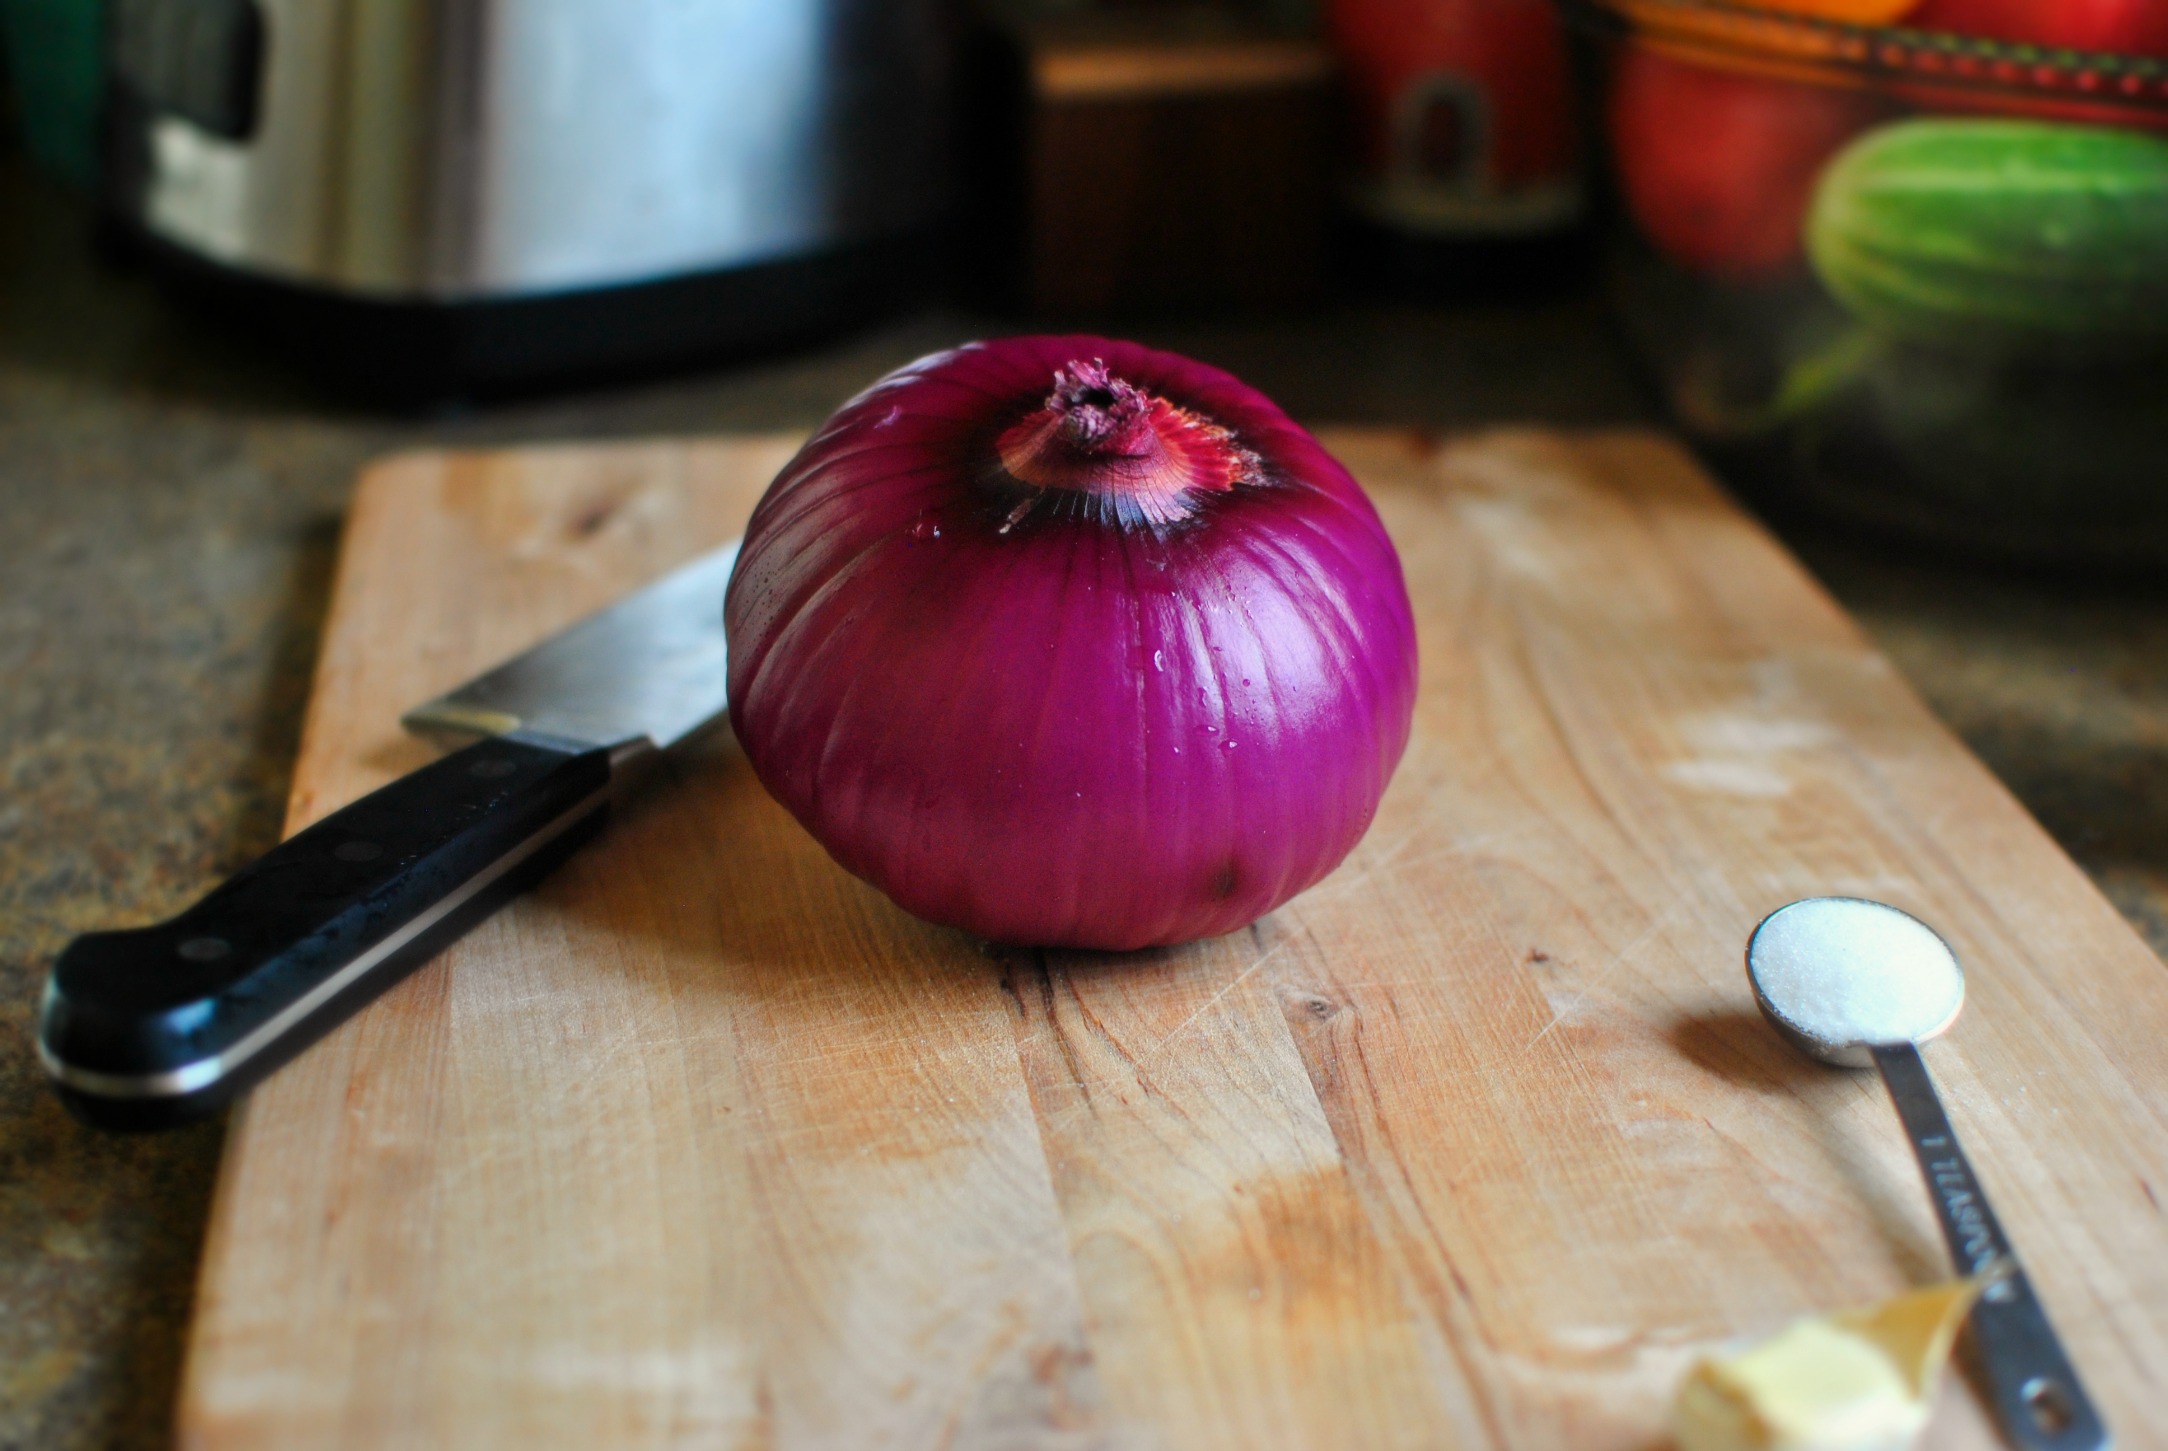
1675, 1279, 1984, 1451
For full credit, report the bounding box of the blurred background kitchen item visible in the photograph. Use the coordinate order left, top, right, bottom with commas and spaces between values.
962, 0, 1595, 309
89, 0, 955, 400
0, 0, 102, 189
1328, 0, 1589, 291
963, 3, 1334, 314
1567, 0, 2168, 565
12, 0, 2161, 563
4, 0, 1608, 395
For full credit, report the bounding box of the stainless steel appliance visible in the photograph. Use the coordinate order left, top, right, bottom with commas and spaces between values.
102, 0, 953, 397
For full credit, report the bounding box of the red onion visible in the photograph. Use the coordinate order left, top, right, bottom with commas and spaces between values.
724, 336, 1417, 950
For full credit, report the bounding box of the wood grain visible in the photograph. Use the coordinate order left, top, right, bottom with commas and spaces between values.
178, 429, 2168, 1450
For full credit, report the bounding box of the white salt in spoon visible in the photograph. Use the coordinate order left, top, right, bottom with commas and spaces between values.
1746, 897, 2109, 1451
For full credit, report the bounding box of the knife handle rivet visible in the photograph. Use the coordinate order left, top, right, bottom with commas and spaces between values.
177, 936, 232, 963
469, 757, 518, 780
333, 840, 383, 863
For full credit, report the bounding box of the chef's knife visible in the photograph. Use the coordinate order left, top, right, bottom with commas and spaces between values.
38, 540, 740, 1131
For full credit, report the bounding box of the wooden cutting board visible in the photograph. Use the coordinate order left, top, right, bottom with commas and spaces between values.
177, 429, 2168, 1450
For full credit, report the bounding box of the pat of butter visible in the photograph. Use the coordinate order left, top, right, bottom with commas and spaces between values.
1675, 1280, 1984, 1451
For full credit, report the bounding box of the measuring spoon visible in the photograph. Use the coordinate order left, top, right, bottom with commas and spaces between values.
1745, 897, 2108, 1451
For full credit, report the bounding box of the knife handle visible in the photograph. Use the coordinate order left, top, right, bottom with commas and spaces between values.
38, 734, 612, 1131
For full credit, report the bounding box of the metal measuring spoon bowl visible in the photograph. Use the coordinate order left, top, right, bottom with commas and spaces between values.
1744, 897, 2109, 1451
1747, 897, 1965, 1068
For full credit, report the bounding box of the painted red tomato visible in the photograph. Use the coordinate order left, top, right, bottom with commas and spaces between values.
1608, 45, 1896, 277
1910, 0, 2168, 57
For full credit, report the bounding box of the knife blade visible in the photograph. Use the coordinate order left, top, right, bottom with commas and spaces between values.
37, 540, 740, 1130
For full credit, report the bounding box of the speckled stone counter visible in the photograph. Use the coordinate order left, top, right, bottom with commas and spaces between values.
2, 157, 2161, 1451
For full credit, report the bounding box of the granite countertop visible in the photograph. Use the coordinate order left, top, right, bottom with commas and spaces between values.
3, 156, 2162, 1450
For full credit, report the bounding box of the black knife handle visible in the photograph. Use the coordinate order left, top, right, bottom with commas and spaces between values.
38, 734, 613, 1131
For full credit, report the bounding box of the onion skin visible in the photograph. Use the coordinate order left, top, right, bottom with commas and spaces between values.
725, 336, 1418, 950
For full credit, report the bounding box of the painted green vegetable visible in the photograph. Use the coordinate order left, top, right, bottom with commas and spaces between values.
1806, 119, 2168, 360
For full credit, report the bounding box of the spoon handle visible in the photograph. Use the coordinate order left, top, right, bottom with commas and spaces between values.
1871, 1043, 2109, 1451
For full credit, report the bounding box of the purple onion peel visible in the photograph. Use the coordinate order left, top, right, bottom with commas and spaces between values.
725, 335, 1419, 950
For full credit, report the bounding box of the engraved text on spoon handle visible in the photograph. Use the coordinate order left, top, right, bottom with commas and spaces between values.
1871, 1043, 2108, 1451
